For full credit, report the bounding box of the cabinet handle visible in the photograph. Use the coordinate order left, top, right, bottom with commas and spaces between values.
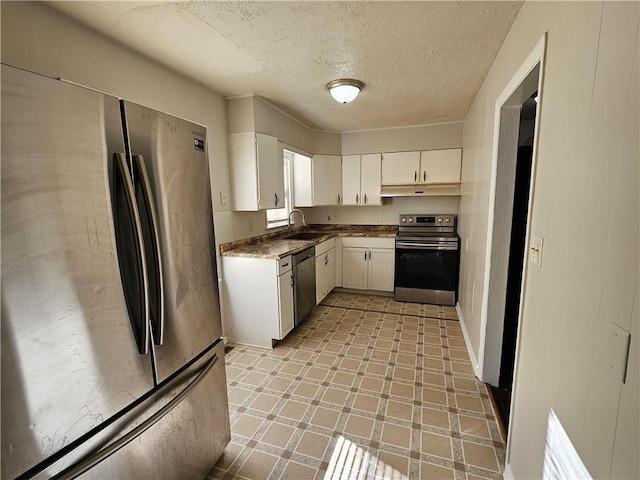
282, 262, 289, 268
356, 193, 359, 204
337, 194, 341, 204
414, 170, 417, 182
364, 193, 368, 204
364, 250, 367, 261
423, 171, 426, 182
274, 193, 279, 206
325, 254, 329, 266
290, 273, 294, 287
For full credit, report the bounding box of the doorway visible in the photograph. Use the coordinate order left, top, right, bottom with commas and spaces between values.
490, 92, 537, 430
479, 35, 546, 439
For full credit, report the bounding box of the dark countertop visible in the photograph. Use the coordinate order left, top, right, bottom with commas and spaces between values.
220, 225, 397, 259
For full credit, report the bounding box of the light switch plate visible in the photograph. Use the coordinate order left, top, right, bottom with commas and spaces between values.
607, 322, 631, 383
219, 191, 227, 205
530, 236, 544, 267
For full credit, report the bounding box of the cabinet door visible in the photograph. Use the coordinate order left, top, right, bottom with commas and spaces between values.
313, 155, 342, 205
278, 271, 294, 338
315, 254, 326, 304
257, 133, 284, 209
228, 132, 259, 211
381, 151, 420, 184
325, 248, 336, 294
292, 154, 313, 207
368, 248, 395, 292
342, 247, 367, 289
315, 249, 336, 304
419, 149, 461, 184
342, 155, 361, 206
360, 153, 382, 205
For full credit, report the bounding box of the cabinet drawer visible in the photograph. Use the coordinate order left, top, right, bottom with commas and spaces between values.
278, 255, 292, 274
315, 237, 336, 257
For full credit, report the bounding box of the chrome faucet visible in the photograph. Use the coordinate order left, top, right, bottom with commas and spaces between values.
288, 209, 307, 236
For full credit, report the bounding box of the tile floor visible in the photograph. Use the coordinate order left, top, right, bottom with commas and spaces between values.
209, 292, 505, 480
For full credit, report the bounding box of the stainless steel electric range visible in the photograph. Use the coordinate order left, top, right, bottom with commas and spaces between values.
394, 214, 460, 306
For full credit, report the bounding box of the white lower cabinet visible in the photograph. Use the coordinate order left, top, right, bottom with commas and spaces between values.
315, 238, 336, 304
222, 255, 294, 348
342, 237, 395, 292
278, 265, 294, 338
342, 247, 368, 289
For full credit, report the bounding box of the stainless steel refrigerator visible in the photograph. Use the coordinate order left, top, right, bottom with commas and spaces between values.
1, 64, 230, 479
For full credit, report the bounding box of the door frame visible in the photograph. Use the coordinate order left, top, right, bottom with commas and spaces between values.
478, 34, 547, 387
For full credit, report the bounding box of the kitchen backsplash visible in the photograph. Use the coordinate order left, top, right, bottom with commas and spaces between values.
302, 196, 459, 225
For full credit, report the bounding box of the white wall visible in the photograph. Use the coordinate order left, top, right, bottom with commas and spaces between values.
0, 0, 242, 241
458, 1, 639, 478
304, 196, 459, 225
342, 122, 462, 154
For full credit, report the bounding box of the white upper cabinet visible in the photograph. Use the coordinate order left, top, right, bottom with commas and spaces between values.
419, 149, 462, 184
361, 154, 382, 205
292, 154, 313, 207
293, 154, 342, 206
228, 132, 284, 211
342, 154, 382, 206
341, 155, 361, 206
381, 151, 421, 184
381, 149, 461, 186
313, 155, 342, 205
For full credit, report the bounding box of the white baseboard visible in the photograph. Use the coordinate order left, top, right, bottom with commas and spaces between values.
455, 303, 483, 379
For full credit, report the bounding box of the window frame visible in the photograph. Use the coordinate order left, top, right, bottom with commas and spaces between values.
266, 149, 295, 228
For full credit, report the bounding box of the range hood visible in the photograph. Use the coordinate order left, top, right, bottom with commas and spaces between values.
380, 182, 461, 197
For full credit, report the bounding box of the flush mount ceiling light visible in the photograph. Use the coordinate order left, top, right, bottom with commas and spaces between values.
327, 79, 364, 104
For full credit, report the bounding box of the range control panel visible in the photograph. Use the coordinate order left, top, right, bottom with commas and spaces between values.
399, 214, 456, 227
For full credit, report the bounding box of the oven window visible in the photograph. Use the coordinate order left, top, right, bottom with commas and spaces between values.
395, 248, 459, 292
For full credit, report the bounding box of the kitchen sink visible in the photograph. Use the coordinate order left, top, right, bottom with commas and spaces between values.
285, 232, 327, 241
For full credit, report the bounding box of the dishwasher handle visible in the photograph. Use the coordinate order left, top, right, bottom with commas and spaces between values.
292, 247, 315, 264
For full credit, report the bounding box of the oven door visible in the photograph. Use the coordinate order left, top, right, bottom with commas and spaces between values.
394, 241, 460, 305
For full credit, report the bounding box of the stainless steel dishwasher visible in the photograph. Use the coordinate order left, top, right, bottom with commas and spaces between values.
292, 246, 316, 326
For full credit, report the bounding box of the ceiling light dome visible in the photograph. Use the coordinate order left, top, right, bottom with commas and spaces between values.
327, 79, 364, 104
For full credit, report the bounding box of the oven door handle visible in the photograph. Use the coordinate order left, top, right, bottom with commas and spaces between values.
396, 242, 458, 251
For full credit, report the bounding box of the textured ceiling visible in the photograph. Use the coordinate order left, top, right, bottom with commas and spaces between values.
47, 1, 523, 132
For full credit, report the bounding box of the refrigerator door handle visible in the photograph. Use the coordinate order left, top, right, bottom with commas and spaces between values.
132, 154, 165, 346
113, 153, 150, 354
52, 352, 219, 480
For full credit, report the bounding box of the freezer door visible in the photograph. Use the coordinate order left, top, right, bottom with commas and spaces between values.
1, 65, 155, 479
121, 101, 222, 383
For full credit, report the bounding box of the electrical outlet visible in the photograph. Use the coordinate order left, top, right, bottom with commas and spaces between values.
248, 219, 254, 232
219, 191, 227, 205
530, 236, 544, 267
